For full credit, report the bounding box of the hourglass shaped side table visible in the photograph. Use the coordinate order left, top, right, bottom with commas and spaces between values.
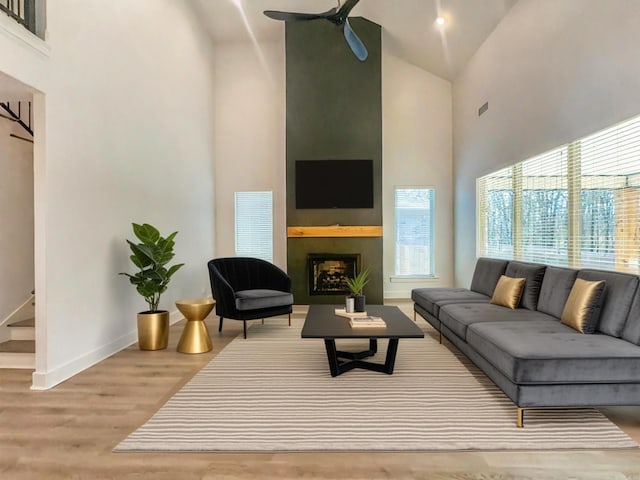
176, 298, 215, 354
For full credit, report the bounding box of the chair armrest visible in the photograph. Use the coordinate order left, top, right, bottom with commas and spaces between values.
207, 262, 239, 317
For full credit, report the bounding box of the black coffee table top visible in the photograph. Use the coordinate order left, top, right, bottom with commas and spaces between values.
301, 304, 425, 339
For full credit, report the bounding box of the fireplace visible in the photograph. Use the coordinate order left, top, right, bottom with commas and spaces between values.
308, 254, 360, 295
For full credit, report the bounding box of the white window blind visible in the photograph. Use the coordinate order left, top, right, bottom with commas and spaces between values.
477, 166, 514, 260
478, 113, 640, 274
395, 188, 435, 276
234, 191, 273, 263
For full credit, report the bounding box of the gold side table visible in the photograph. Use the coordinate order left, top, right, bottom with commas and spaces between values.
176, 298, 215, 354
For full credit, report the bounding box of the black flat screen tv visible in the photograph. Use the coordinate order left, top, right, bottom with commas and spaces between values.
295, 159, 374, 209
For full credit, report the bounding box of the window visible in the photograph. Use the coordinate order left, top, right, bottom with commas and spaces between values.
234, 191, 273, 263
394, 188, 435, 276
478, 113, 640, 274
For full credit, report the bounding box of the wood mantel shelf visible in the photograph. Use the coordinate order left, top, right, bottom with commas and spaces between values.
287, 226, 383, 238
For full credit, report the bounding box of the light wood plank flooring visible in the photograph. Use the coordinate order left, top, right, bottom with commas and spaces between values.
1, 302, 639, 479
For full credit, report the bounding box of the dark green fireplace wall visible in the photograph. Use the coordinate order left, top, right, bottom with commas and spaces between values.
285, 18, 383, 305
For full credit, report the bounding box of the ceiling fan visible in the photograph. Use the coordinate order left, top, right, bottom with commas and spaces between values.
264, 0, 368, 61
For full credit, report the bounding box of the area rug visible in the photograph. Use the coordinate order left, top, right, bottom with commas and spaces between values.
115, 318, 638, 452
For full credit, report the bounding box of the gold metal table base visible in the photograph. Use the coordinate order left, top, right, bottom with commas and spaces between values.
176, 298, 215, 354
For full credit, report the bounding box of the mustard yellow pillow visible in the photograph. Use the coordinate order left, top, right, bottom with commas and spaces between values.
490, 275, 526, 309
561, 278, 606, 333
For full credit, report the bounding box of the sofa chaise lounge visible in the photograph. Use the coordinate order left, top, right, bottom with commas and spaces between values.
412, 257, 640, 426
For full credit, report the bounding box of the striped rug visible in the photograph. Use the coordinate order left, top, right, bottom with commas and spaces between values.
115, 317, 638, 452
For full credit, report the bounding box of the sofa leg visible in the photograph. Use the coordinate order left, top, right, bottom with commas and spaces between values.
413, 310, 416, 322
243, 321, 247, 339
439, 331, 442, 344
288, 313, 291, 326
218, 317, 224, 332
262, 319, 264, 325
517, 407, 525, 428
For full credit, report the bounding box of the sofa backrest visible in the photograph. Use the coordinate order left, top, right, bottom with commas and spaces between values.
504, 261, 547, 310
470, 258, 508, 297
577, 269, 639, 337
537, 266, 578, 319
622, 287, 640, 345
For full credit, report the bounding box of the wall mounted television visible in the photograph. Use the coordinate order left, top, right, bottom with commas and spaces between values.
295, 159, 374, 209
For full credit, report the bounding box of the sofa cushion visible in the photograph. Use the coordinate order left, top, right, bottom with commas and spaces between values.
504, 261, 547, 310
235, 289, 293, 311
537, 266, 578, 319
411, 288, 489, 317
577, 269, 639, 337
622, 289, 640, 345
560, 279, 606, 334
438, 303, 552, 341
470, 258, 509, 297
490, 275, 526, 309
467, 320, 640, 384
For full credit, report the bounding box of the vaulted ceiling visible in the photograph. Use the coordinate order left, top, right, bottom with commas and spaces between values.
191, 0, 519, 81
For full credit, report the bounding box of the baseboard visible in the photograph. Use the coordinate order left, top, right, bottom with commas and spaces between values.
31, 309, 183, 390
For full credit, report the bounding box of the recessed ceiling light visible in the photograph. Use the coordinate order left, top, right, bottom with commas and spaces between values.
435, 16, 446, 26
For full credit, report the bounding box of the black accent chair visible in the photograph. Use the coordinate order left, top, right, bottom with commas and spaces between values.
207, 257, 294, 339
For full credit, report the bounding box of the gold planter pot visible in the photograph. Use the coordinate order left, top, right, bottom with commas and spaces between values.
137, 311, 169, 350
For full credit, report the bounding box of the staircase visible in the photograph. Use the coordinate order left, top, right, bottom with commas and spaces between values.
0, 296, 35, 369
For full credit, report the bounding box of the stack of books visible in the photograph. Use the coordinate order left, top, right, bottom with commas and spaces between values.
349, 316, 386, 328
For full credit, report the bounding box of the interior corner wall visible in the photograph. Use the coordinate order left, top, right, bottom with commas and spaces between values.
212, 40, 286, 269
285, 18, 383, 305
21, 0, 217, 389
382, 52, 453, 298
452, 0, 640, 287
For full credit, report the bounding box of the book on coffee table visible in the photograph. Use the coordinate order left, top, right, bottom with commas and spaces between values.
349, 316, 386, 328
334, 308, 369, 319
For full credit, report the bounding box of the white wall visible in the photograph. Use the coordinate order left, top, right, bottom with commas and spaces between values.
1, 0, 216, 389
453, 0, 640, 286
382, 53, 453, 298
0, 118, 34, 326
213, 41, 286, 268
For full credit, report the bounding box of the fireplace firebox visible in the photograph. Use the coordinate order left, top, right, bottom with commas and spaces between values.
308, 254, 360, 295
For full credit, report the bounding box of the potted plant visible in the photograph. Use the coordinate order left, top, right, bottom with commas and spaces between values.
120, 223, 184, 350
345, 268, 370, 312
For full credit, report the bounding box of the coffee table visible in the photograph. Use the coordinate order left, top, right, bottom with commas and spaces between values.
301, 304, 424, 377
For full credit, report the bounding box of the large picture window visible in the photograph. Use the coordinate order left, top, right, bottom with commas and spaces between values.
395, 188, 435, 276
477, 114, 640, 274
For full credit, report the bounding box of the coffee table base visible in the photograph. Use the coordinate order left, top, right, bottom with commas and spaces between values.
323, 338, 399, 377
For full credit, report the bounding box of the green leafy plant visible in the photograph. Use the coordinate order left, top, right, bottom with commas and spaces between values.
120, 223, 184, 312
345, 268, 370, 296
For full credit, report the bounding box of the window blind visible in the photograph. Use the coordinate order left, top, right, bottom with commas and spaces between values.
395, 188, 435, 276
234, 191, 273, 263
478, 113, 640, 274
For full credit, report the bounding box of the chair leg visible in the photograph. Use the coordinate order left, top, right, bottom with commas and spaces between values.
218, 317, 224, 332
243, 320, 247, 339
288, 313, 291, 326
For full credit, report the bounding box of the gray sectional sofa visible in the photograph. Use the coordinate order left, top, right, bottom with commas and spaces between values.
412, 258, 640, 427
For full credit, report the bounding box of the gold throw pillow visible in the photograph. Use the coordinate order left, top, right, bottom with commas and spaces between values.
561, 278, 606, 334
490, 275, 526, 309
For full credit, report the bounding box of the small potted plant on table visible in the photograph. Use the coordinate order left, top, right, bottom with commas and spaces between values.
345, 268, 370, 313
120, 223, 184, 350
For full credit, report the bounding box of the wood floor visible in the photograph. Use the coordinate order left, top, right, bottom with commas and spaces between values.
1, 302, 639, 479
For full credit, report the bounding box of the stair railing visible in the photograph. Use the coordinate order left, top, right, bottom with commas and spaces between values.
0, 101, 33, 137
0, 0, 36, 35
